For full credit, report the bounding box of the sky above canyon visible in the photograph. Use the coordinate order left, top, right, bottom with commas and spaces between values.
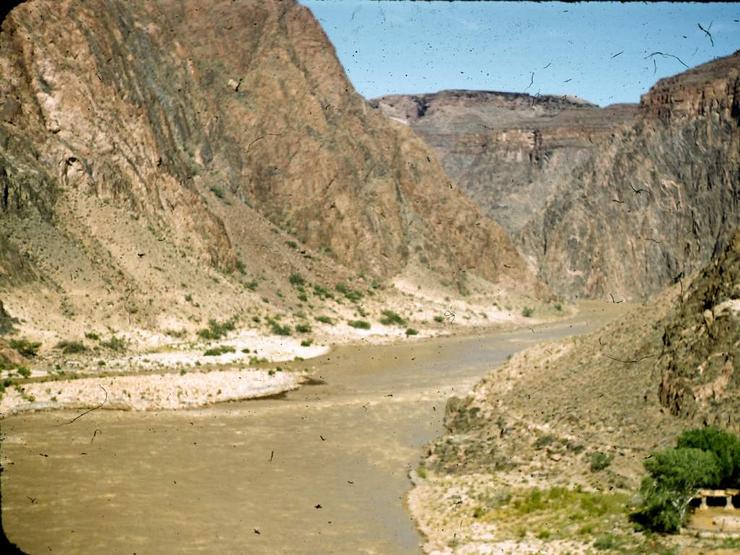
300, 1, 740, 106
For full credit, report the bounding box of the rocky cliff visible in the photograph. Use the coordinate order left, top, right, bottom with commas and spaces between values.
520, 52, 739, 300
0, 0, 541, 334
409, 234, 738, 554
374, 53, 739, 301
657, 231, 739, 427
371, 91, 637, 236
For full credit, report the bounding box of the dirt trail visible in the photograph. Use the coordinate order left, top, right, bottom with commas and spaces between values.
0, 303, 628, 554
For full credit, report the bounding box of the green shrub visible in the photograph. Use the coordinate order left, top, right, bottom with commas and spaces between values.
245, 280, 259, 291
285, 240, 298, 250
433, 315, 445, 323
56, 340, 88, 354
348, 320, 371, 330
300, 339, 313, 347
16, 366, 31, 379
315, 315, 334, 325
589, 451, 613, 472
554, 303, 563, 312
379, 309, 407, 326
197, 318, 236, 340
405, 328, 419, 336
632, 447, 722, 533
336, 283, 363, 302
210, 186, 225, 199
84, 332, 100, 341
270, 322, 292, 336
235, 260, 246, 274
676, 427, 739, 488
521, 307, 534, 318
593, 534, 619, 551
295, 323, 312, 334
203, 345, 235, 356
9, 338, 41, 358
289, 272, 305, 287
534, 434, 557, 449
100, 335, 127, 352
312, 284, 333, 299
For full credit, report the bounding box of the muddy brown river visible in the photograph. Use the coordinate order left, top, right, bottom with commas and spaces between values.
1, 304, 625, 554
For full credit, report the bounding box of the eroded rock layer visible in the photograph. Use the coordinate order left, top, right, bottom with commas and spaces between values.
374, 53, 739, 300
0, 0, 541, 331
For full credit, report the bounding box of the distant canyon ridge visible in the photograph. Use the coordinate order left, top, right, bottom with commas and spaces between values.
373, 51, 739, 300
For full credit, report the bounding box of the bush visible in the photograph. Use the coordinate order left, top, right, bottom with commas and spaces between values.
197, 318, 236, 340
16, 366, 31, 379
336, 283, 363, 302
521, 307, 534, 318
84, 332, 100, 341
270, 322, 292, 336
203, 345, 235, 356
593, 534, 619, 551
379, 310, 407, 326
100, 335, 127, 352
315, 315, 334, 325
348, 320, 370, 330
295, 323, 312, 334
589, 451, 613, 472
9, 338, 41, 358
676, 427, 739, 488
433, 315, 445, 323
405, 328, 419, 336
300, 339, 313, 347
289, 272, 305, 287
56, 340, 88, 354
312, 284, 332, 299
632, 447, 722, 533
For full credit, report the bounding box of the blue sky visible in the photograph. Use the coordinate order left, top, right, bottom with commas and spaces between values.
299, 1, 740, 106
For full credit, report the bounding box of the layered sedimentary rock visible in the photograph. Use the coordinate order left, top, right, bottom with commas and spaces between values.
371, 91, 637, 236
374, 53, 739, 300
0, 0, 541, 331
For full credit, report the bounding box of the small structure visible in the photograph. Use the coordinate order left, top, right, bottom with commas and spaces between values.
687, 489, 740, 536
696, 489, 738, 511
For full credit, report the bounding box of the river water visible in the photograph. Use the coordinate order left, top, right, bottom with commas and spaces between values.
1, 304, 625, 554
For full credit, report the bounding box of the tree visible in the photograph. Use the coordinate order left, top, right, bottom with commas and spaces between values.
632, 447, 720, 533
676, 427, 740, 488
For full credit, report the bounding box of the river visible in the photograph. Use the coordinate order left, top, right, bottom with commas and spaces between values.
1, 303, 626, 554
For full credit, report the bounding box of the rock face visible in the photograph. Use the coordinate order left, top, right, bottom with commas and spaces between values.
657, 231, 739, 428
410, 234, 738, 553
0, 0, 541, 330
373, 53, 739, 301
371, 91, 637, 236
520, 52, 739, 300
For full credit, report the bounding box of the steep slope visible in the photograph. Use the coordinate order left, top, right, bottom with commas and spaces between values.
409, 232, 739, 553
374, 53, 739, 301
520, 52, 739, 300
371, 91, 638, 235
0, 0, 541, 337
